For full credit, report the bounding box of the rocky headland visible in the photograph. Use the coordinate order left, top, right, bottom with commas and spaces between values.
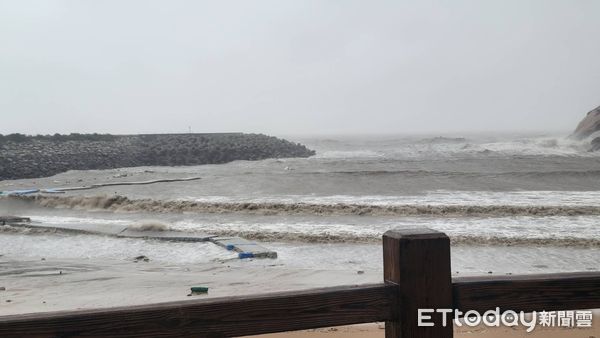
0, 133, 315, 180
571, 104, 600, 150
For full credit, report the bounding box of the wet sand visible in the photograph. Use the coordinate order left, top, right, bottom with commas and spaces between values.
0, 256, 380, 315
1, 256, 597, 337
249, 322, 599, 337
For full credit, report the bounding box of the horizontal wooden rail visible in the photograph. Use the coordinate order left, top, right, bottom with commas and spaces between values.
0, 229, 598, 338
0, 283, 397, 338
453, 271, 600, 314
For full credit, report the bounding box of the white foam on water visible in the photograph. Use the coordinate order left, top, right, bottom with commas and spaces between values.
309, 135, 598, 159
314, 150, 385, 159
29, 215, 130, 226
171, 215, 600, 244
12, 212, 600, 246
472, 137, 594, 157
178, 190, 600, 207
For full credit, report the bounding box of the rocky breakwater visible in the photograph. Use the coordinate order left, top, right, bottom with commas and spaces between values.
0, 133, 315, 180
571, 104, 600, 150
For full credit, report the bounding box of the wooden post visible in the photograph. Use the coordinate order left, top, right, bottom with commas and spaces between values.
383, 228, 453, 338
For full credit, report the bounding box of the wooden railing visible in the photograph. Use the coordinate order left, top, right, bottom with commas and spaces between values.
0, 228, 598, 337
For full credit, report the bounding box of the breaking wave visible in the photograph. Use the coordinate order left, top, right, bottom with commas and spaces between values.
127, 221, 170, 232
323, 169, 600, 179
9, 195, 600, 217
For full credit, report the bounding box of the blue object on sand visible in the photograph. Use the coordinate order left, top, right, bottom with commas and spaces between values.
226, 243, 259, 250
238, 252, 254, 259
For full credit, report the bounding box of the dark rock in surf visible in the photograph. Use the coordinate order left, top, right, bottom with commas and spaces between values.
133, 255, 150, 263
591, 137, 600, 152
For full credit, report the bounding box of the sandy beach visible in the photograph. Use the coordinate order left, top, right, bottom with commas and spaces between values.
250, 322, 599, 337
0, 256, 380, 316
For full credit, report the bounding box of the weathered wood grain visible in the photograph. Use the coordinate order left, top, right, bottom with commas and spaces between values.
0, 283, 396, 338
383, 228, 454, 338
453, 272, 600, 314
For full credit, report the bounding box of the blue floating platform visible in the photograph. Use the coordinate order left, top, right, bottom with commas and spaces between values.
210, 237, 277, 259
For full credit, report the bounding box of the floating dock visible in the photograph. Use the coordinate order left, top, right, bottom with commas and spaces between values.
0, 189, 40, 196
1, 217, 276, 259
117, 229, 214, 242
0, 177, 202, 195
0, 216, 31, 225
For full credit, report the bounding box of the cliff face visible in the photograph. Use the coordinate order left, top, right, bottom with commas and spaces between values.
591, 137, 600, 151
572, 105, 600, 140
0, 133, 315, 180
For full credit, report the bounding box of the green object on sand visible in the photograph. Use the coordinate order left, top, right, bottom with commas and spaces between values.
190, 286, 209, 294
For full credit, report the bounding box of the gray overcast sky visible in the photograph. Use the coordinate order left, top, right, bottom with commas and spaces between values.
1, 0, 599, 135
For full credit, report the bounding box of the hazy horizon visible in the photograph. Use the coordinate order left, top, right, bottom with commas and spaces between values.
1, 0, 599, 135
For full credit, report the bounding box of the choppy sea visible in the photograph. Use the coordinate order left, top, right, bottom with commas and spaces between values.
1, 132, 599, 275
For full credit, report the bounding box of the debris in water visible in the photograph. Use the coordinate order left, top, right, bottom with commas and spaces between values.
190, 286, 209, 294
0, 216, 31, 225
134, 255, 150, 262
